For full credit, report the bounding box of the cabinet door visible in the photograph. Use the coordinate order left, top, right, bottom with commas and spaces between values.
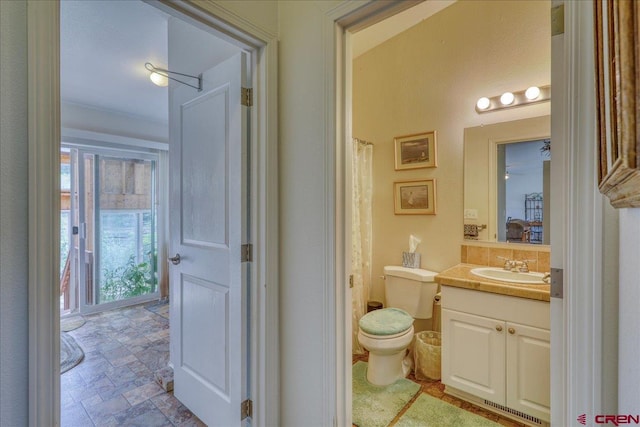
442, 309, 505, 403
506, 322, 551, 422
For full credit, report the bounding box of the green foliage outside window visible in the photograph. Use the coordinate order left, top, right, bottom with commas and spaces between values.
101, 254, 155, 303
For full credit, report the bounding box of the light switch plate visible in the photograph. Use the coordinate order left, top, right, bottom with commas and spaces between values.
464, 209, 478, 220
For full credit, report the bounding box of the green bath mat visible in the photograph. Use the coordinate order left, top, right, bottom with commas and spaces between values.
352, 361, 420, 427
394, 393, 500, 427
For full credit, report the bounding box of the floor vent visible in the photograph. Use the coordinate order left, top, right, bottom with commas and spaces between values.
483, 400, 543, 425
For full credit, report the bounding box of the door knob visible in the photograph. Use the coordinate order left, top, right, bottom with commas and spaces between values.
168, 253, 181, 265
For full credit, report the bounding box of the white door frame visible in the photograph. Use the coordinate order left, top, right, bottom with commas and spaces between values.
27, 1, 279, 426
325, 1, 603, 426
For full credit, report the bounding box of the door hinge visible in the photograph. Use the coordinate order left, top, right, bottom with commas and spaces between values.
241, 244, 253, 262
241, 399, 253, 420
551, 4, 564, 36
349, 274, 354, 288
241, 87, 253, 107
550, 267, 563, 299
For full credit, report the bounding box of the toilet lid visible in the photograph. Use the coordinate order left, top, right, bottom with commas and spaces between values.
359, 308, 413, 336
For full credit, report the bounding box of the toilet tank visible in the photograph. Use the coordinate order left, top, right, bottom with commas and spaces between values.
384, 266, 439, 319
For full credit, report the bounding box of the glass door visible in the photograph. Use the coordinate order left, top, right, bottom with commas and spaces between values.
77, 148, 159, 313
60, 148, 77, 314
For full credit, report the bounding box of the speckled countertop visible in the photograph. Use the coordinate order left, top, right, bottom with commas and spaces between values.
435, 263, 551, 302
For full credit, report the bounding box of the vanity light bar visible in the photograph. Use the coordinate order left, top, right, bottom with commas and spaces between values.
475, 85, 551, 114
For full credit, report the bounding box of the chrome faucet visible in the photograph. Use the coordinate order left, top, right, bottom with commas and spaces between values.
497, 256, 516, 271
497, 257, 534, 273
517, 260, 530, 273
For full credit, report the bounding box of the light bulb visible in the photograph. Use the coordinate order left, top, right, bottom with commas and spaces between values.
525, 86, 541, 100
149, 72, 168, 87
500, 92, 515, 105
476, 97, 491, 110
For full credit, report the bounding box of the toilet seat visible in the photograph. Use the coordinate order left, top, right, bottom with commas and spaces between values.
358, 307, 414, 336
357, 308, 415, 386
358, 326, 413, 340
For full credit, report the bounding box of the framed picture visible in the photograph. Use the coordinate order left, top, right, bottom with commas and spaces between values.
394, 131, 437, 170
594, 0, 640, 207
393, 179, 436, 215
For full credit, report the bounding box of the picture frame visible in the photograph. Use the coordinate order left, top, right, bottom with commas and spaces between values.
394, 131, 437, 170
393, 179, 436, 215
594, 0, 640, 207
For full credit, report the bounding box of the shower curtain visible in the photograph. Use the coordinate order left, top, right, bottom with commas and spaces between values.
352, 139, 373, 354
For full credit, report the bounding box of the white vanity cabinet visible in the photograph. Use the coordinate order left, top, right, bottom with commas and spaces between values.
505, 320, 551, 420
441, 285, 550, 423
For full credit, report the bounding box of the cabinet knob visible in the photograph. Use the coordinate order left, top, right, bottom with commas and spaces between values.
495, 325, 503, 332
508, 327, 516, 334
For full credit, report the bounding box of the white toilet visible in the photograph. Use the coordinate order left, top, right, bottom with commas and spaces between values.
357, 266, 439, 386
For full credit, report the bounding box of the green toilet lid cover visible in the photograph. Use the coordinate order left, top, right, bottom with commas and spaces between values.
359, 307, 413, 336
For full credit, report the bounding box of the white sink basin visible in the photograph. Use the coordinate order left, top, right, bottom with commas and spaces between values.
470, 267, 546, 285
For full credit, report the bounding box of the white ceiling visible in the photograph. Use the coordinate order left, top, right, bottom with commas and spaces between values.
60, 1, 171, 123
352, 0, 456, 58
60, 0, 455, 124
60, 0, 238, 125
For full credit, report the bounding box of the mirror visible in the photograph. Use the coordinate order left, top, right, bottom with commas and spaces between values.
463, 115, 550, 243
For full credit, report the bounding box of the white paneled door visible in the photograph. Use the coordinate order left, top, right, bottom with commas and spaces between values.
169, 53, 250, 426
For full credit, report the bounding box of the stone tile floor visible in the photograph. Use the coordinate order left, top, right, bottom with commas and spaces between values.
61, 301, 204, 427
63, 302, 526, 426
352, 353, 526, 427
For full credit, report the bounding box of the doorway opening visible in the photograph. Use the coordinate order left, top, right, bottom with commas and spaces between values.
345, 1, 552, 425
30, 0, 277, 424
58, 1, 254, 425
498, 139, 551, 245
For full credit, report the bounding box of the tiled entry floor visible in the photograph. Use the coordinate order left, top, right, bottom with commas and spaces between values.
61, 302, 204, 427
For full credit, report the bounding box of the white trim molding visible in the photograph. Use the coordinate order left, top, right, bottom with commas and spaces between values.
559, 0, 606, 424
549, 1, 567, 424
325, 2, 446, 425
61, 128, 169, 152
28, 1, 61, 425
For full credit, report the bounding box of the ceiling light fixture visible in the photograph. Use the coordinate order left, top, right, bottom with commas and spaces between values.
145, 63, 202, 91
475, 85, 551, 114
149, 71, 168, 87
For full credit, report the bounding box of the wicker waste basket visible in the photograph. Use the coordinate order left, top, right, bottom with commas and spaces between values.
413, 331, 441, 381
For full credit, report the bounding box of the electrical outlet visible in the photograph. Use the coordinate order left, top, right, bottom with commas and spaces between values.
464, 209, 478, 220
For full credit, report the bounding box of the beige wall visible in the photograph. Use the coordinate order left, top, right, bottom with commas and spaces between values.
353, 0, 550, 302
